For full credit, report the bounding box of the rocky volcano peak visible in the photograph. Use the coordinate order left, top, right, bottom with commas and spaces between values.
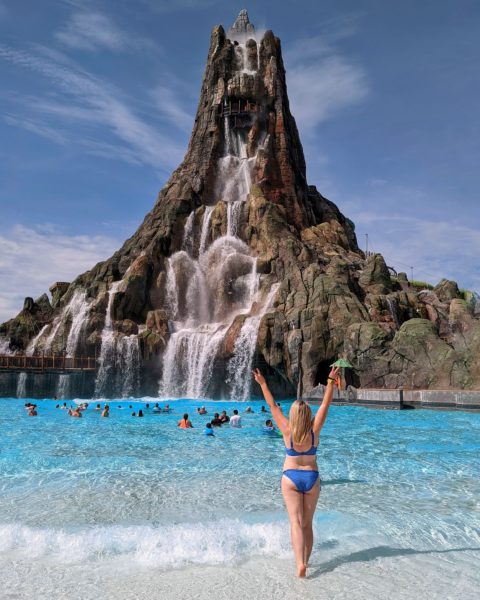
2, 11, 479, 401
228, 9, 255, 38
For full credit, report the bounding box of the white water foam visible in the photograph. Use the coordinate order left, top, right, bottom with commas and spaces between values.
228, 284, 279, 401
0, 518, 291, 568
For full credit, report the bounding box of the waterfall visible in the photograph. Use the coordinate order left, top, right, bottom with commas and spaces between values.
0, 336, 11, 354
386, 297, 400, 328
224, 116, 233, 155
26, 325, 49, 356
158, 68, 274, 400
94, 282, 141, 398
182, 211, 195, 255
16, 372, 27, 398
228, 284, 279, 402
166, 259, 179, 320
94, 282, 121, 398
65, 290, 90, 357
119, 336, 140, 397
199, 206, 215, 255
56, 374, 70, 399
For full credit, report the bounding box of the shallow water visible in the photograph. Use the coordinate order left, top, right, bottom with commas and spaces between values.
0, 398, 479, 599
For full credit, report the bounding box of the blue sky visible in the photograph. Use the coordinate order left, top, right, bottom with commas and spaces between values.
0, 0, 479, 321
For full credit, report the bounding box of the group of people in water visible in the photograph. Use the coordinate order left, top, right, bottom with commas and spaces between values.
22, 363, 341, 578
178, 405, 276, 436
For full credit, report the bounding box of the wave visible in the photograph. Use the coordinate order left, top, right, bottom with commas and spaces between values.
0, 518, 292, 568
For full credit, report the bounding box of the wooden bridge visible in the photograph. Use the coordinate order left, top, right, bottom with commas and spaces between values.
0, 354, 97, 373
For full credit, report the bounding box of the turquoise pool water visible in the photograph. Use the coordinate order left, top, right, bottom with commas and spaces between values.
0, 398, 479, 599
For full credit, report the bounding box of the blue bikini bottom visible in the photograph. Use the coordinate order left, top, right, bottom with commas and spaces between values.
282, 469, 320, 493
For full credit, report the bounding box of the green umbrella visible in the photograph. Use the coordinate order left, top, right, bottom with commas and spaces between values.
330, 358, 353, 369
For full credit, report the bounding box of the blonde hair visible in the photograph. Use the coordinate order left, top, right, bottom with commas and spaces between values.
288, 400, 313, 446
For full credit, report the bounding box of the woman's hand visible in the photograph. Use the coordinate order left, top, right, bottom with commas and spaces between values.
252, 368, 266, 387
328, 366, 340, 380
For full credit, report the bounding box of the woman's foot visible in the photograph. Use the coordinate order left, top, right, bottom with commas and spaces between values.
296, 564, 307, 578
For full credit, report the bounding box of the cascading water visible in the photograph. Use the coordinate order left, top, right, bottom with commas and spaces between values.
94, 281, 140, 398
94, 282, 121, 398
16, 372, 27, 398
65, 290, 90, 357
159, 43, 277, 399
0, 336, 11, 354
227, 284, 279, 402
199, 206, 215, 255
182, 211, 195, 256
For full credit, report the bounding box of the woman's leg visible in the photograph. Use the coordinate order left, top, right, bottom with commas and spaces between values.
302, 479, 320, 566
281, 475, 306, 577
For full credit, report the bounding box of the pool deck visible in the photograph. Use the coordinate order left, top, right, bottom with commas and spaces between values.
305, 388, 480, 411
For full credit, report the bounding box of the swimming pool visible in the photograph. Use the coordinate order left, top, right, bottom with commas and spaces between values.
0, 398, 479, 599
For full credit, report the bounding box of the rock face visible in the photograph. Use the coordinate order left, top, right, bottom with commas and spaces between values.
1, 10, 479, 398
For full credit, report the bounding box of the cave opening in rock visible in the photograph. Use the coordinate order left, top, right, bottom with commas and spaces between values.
314, 359, 334, 386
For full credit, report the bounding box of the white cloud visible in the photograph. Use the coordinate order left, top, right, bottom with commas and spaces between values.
3, 114, 68, 144
0, 225, 119, 323
150, 84, 194, 132
349, 210, 480, 292
286, 48, 369, 133
0, 44, 185, 171
56, 11, 159, 53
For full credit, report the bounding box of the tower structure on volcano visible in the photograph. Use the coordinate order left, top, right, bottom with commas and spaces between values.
2, 11, 478, 399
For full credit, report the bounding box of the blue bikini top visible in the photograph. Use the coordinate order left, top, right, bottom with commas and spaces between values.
285, 430, 317, 456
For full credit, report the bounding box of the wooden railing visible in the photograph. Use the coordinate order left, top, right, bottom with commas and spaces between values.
0, 354, 97, 371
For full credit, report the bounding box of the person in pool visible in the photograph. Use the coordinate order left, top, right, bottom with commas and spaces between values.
219, 410, 230, 423
204, 422, 215, 436
138, 410, 144, 418
261, 406, 267, 413
153, 403, 161, 413
68, 406, 81, 418
253, 365, 340, 578
101, 405, 109, 418
178, 413, 193, 428
263, 419, 275, 432
210, 413, 222, 427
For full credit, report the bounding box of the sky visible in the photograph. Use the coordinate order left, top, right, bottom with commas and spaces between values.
0, 0, 479, 322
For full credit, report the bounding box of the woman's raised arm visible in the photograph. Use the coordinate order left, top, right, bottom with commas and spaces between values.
252, 369, 289, 433
313, 366, 340, 433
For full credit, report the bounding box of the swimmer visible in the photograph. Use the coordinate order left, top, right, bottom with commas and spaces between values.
229, 409, 242, 428
204, 422, 214, 436
253, 366, 340, 578
55, 404, 60, 409
145, 403, 150, 410
244, 406, 254, 413
95, 404, 102, 411
68, 406, 82, 418
261, 406, 267, 413
153, 403, 161, 413
163, 404, 172, 413
198, 406, 207, 415
132, 412, 136, 417
210, 412, 222, 427
101, 405, 109, 418
219, 410, 230, 423
60, 402, 68, 410
27, 404, 37, 416
138, 410, 144, 418
178, 413, 193, 428
263, 419, 275, 432
117, 405, 123, 409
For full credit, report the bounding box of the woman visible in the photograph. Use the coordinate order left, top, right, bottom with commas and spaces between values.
177, 413, 193, 428
253, 366, 339, 578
